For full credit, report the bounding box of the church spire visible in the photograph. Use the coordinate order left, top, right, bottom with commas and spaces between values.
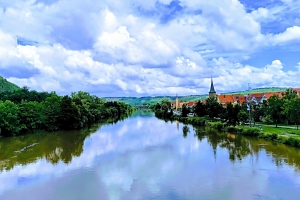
209, 77, 216, 93
209, 77, 216, 98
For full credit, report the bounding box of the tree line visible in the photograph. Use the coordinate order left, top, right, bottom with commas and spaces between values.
152, 89, 300, 128
0, 87, 133, 137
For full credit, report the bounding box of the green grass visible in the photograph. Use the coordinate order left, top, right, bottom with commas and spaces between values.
261, 126, 300, 136
256, 122, 298, 128
228, 87, 287, 95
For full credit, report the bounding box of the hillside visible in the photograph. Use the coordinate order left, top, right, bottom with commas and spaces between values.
0, 76, 20, 93
109, 87, 290, 106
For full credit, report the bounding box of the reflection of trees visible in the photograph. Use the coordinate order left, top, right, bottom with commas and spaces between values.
203, 128, 252, 162
0, 126, 94, 171
182, 125, 189, 138
249, 138, 300, 170
193, 125, 300, 170
0, 115, 130, 172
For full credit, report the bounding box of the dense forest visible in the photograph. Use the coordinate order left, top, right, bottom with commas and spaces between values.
0, 86, 133, 137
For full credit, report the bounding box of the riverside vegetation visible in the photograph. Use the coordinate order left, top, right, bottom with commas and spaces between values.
0, 87, 133, 137
152, 88, 300, 148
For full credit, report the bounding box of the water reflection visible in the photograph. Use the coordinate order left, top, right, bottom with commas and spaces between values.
0, 115, 130, 172
0, 111, 300, 200
192, 125, 300, 170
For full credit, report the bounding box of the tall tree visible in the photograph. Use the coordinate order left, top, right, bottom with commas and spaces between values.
283, 97, 300, 129
194, 101, 206, 117
206, 97, 222, 118
267, 95, 283, 128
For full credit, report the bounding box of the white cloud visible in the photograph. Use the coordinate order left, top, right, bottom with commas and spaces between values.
0, 0, 299, 96
273, 26, 300, 44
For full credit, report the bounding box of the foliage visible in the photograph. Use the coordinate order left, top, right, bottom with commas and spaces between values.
0, 76, 20, 93
206, 97, 223, 118
263, 115, 273, 124
207, 122, 224, 131
267, 94, 283, 128
224, 103, 240, 126
181, 104, 189, 117
0, 89, 133, 137
241, 128, 261, 136
194, 101, 206, 117
237, 110, 248, 126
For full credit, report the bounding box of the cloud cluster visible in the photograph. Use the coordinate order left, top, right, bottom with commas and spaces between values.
0, 0, 299, 96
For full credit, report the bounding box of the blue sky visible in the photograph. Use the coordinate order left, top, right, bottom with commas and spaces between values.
0, 0, 300, 97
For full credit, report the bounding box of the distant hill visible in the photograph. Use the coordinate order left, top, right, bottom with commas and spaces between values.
226, 87, 288, 95
0, 76, 20, 93
108, 87, 290, 106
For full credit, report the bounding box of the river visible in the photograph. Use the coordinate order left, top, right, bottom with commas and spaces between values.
0, 111, 300, 200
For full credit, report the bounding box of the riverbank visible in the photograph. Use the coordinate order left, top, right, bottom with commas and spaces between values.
158, 115, 300, 148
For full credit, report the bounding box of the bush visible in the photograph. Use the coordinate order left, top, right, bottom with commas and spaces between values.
207, 121, 224, 131
263, 115, 273, 124
284, 137, 300, 147
259, 133, 278, 140
241, 128, 261, 136
225, 126, 243, 133
186, 117, 206, 126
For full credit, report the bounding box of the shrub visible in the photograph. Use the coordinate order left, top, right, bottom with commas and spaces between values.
241, 128, 261, 136
284, 137, 300, 147
263, 115, 273, 124
259, 133, 278, 141
225, 126, 238, 133
208, 121, 224, 131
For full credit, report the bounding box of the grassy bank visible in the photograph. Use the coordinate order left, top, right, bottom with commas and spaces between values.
158, 114, 300, 148
206, 121, 300, 148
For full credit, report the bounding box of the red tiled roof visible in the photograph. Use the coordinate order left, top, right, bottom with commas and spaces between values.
238, 96, 247, 104
218, 94, 234, 104
250, 93, 264, 98
264, 92, 282, 99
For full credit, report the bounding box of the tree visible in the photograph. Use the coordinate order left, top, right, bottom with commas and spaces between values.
43, 93, 61, 131
283, 97, 300, 129
224, 103, 240, 126
161, 99, 171, 111
0, 100, 20, 136
181, 104, 189, 117
206, 97, 222, 118
267, 95, 283, 128
18, 101, 44, 133
59, 95, 81, 130
238, 110, 248, 127
194, 101, 206, 117
282, 88, 297, 101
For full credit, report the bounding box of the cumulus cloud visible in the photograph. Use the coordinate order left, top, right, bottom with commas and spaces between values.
272, 26, 300, 44
0, 0, 299, 96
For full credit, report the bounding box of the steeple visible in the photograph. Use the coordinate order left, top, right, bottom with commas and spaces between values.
209, 77, 216, 98
175, 94, 179, 111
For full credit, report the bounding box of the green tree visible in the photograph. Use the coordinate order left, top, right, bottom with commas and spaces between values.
43, 93, 61, 131
0, 100, 20, 136
19, 101, 44, 133
206, 97, 222, 118
238, 110, 248, 127
224, 103, 240, 126
59, 95, 81, 130
283, 97, 300, 129
267, 95, 283, 128
194, 101, 206, 117
181, 104, 189, 117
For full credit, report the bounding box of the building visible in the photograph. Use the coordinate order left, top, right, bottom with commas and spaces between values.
209, 78, 217, 98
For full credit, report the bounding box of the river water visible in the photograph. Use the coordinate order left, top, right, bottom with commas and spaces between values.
0, 111, 300, 200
